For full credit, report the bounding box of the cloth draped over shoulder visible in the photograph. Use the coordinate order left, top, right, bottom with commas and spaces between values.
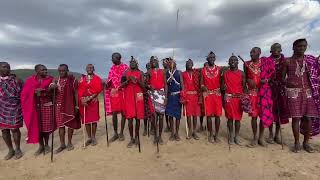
21, 75, 54, 144
57, 75, 81, 129
259, 56, 275, 128
0, 76, 23, 128
105, 63, 128, 115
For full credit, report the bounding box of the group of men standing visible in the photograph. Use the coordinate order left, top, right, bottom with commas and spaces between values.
0, 38, 319, 161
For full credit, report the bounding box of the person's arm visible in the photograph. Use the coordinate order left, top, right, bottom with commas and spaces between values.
241, 71, 248, 93
220, 68, 225, 95
164, 69, 168, 106
200, 69, 207, 92
119, 71, 129, 89
282, 59, 289, 87
138, 71, 145, 90
180, 71, 184, 90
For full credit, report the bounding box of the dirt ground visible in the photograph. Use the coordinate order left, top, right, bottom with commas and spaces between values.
1, 103, 320, 180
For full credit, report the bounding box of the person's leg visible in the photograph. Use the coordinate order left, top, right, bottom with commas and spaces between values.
111, 112, 119, 142
11, 128, 23, 159
207, 116, 213, 143
55, 127, 66, 154
67, 128, 75, 151
143, 118, 148, 136
192, 116, 199, 140
91, 123, 98, 146
302, 117, 314, 153
135, 119, 140, 145
169, 116, 175, 141
292, 117, 302, 153
274, 121, 281, 144
186, 116, 192, 139
43, 132, 50, 153
119, 113, 126, 141
175, 119, 181, 141
214, 116, 221, 143
2, 129, 15, 160
164, 115, 170, 132
267, 123, 275, 144
34, 133, 45, 156
234, 121, 241, 145
227, 119, 234, 144
127, 119, 135, 148
158, 114, 164, 144
258, 121, 266, 147
85, 124, 92, 146
198, 116, 204, 132
247, 117, 258, 147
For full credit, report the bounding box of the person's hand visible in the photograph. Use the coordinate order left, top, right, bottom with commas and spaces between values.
81, 97, 88, 106
129, 76, 137, 83
201, 85, 208, 92
35, 88, 44, 96
248, 80, 256, 89
164, 98, 167, 106
105, 81, 112, 88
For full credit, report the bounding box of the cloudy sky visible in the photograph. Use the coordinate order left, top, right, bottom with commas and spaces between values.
1, 0, 320, 77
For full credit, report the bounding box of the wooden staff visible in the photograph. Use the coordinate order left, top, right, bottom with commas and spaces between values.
102, 83, 110, 147
51, 87, 56, 162
82, 105, 86, 148
184, 104, 189, 138
151, 95, 159, 153
172, 9, 179, 59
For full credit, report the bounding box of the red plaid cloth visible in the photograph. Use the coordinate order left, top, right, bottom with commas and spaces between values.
39, 96, 55, 132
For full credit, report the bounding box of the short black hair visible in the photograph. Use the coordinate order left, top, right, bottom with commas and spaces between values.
0, 62, 9, 66
293, 38, 308, 47
112, 52, 121, 59
252, 47, 261, 53
59, 64, 69, 70
34, 64, 44, 71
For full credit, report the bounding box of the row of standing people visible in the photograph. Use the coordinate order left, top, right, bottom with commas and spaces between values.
0, 38, 319, 161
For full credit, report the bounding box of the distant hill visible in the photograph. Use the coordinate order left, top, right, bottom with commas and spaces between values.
12, 69, 82, 80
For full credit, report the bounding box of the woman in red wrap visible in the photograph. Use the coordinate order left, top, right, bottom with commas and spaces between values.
78, 64, 102, 147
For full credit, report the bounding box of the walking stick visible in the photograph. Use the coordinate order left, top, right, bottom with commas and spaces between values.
184, 105, 189, 138
132, 87, 141, 153
82, 105, 86, 148
36, 92, 45, 156
51, 88, 56, 162
102, 84, 110, 147
276, 89, 284, 150
150, 93, 159, 153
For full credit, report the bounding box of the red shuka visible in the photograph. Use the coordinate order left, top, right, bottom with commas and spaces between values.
149, 69, 165, 90
78, 74, 102, 124
224, 70, 243, 121
124, 70, 144, 119
202, 66, 222, 117
182, 70, 200, 116
21, 75, 54, 144
244, 60, 261, 117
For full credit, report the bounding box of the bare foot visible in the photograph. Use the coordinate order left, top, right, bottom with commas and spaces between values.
192, 133, 200, 140
110, 134, 119, 142
119, 133, 125, 141
91, 138, 98, 146
127, 139, 135, 148
4, 150, 15, 160
14, 149, 23, 160
247, 139, 257, 148
303, 143, 315, 153
258, 139, 267, 147
66, 144, 74, 151
34, 146, 44, 156
54, 145, 66, 154
175, 134, 181, 141
292, 143, 302, 153
266, 136, 275, 144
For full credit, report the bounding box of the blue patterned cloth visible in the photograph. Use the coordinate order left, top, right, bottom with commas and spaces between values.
165, 70, 182, 120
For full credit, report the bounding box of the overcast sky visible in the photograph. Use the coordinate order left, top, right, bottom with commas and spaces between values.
1, 0, 320, 77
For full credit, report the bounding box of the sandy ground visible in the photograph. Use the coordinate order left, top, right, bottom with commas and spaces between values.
1, 102, 320, 180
